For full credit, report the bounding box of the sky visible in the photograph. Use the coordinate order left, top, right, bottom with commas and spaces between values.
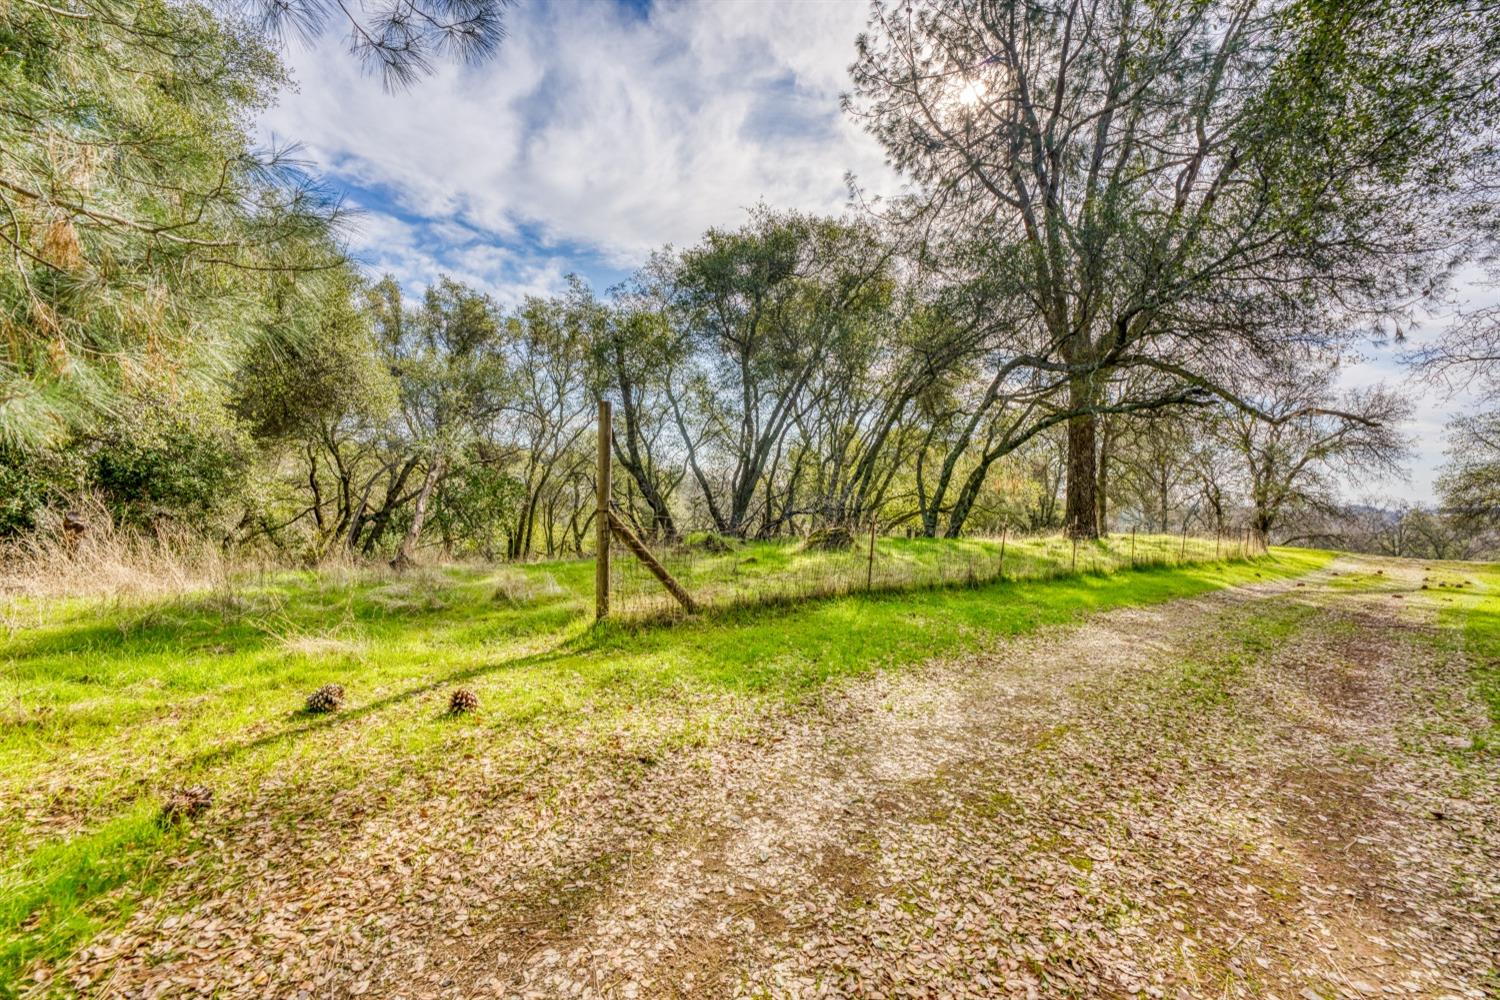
257, 0, 1487, 506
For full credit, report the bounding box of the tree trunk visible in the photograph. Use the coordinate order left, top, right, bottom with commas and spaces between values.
391, 457, 443, 570
610, 370, 677, 541
1253, 503, 1274, 539
1095, 416, 1110, 537
944, 451, 1003, 538
1063, 377, 1099, 538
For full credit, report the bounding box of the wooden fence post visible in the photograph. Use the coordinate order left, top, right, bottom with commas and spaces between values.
998, 524, 1008, 580
1130, 526, 1137, 566
866, 518, 877, 591
1179, 523, 1188, 562
1071, 536, 1078, 572
595, 399, 611, 621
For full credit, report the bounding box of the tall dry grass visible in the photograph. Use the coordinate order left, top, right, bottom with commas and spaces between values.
0, 499, 508, 612
0, 498, 290, 601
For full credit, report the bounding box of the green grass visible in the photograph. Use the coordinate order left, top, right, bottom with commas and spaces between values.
1160, 599, 1317, 711
1430, 561, 1500, 752
611, 531, 1259, 617
0, 539, 1329, 991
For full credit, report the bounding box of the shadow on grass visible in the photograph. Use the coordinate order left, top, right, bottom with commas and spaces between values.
184, 641, 582, 772
182, 555, 1278, 774
0, 548, 1330, 993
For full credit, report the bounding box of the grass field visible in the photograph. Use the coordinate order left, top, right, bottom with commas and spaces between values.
0, 538, 1331, 991
607, 529, 1250, 616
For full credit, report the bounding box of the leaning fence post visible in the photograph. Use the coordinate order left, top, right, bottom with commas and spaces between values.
1071, 536, 1078, 572
1179, 523, 1188, 563
607, 511, 697, 614
595, 399, 611, 621
1130, 525, 1137, 566
998, 524, 1008, 580
866, 517, 877, 591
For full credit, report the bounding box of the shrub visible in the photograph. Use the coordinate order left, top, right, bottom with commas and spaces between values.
89, 390, 254, 530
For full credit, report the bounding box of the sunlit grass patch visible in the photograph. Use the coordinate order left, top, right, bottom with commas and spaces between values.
1430, 562, 1500, 753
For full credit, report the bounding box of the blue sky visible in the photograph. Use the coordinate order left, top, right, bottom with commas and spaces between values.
258, 0, 1486, 505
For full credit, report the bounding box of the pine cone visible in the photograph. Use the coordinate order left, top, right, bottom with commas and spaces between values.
448, 688, 479, 715
305, 683, 345, 714
161, 785, 213, 823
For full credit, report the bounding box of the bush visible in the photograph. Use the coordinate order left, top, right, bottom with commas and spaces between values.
0, 446, 72, 537
801, 524, 857, 552
89, 390, 254, 530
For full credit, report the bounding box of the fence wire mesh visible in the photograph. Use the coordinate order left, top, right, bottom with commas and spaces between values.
604, 529, 1266, 622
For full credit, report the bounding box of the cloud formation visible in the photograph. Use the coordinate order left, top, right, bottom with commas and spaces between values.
260, 0, 902, 298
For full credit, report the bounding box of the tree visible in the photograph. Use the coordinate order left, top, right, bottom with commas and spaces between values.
1215, 358, 1410, 538
664, 209, 894, 537
363, 276, 507, 566
241, 0, 514, 90
848, 0, 1483, 537
231, 267, 399, 554
594, 288, 686, 542
1437, 412, 1500, 530
499, 283, 595, 560
1111, 414, 1198, 533
1, 0, 345, 449
1, 0, 517, 453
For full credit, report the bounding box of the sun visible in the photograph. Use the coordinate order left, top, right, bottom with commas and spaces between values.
956, 79, 987, 109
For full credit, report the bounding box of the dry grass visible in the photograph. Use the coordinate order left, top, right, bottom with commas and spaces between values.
0, 501, 269, 601
0, 502, 440, 604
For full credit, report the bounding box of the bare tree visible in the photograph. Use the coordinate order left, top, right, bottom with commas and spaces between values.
1214, 358, 1410, 538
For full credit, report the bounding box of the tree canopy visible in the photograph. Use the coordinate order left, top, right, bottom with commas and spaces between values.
2, 0, 1495, 562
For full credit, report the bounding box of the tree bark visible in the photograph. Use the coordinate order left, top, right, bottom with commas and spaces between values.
391, 457, 443, 570
1063, 376, 1099, 539
609, 354, 677, 541
1095, 415, 1110, 537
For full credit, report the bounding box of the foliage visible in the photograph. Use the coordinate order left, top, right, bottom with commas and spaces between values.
0, 0, 343, 449
233, 269, 397, 443
88, 388, 256, 530
239, 0, 514, 90
1438, 413, 1500, 529
846, 0, 1495, 536
2, 0, 1489, 566
427, 459, 526, 559
0, 444, 74, 536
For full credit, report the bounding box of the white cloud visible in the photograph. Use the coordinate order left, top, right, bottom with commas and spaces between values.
339, 211, 570, 307
260, 0, 901, 270
1335, 271, 1497, 504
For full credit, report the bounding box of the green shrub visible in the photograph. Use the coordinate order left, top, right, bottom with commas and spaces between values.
89, 391, 254, 530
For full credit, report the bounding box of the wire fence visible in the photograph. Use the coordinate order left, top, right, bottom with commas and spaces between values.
606, 527, 1267, 622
